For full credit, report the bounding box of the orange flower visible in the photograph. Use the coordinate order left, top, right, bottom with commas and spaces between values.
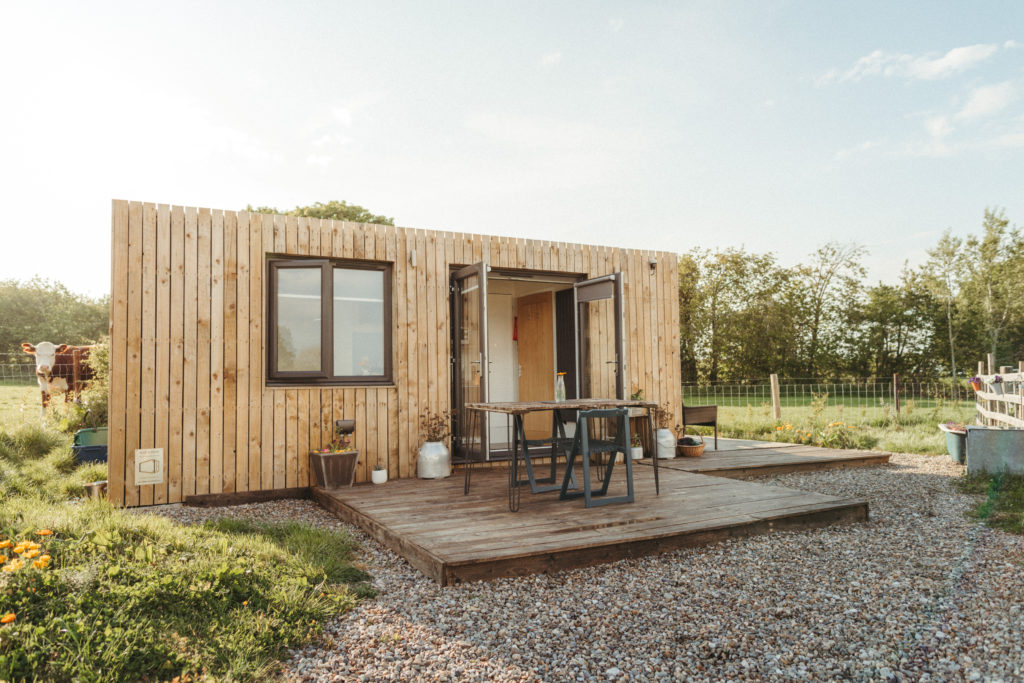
3, 559, 23, 573
23, 549, 40, 559
32, 557, 50, 569
0, 540, 10, 549
36, 529, 52, 537
12, 543, 27, 555
26, 542, 40, 551
0, 613, 14, 624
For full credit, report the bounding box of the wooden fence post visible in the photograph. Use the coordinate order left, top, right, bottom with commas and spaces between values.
893, 373, 900, 415
977, 360, 986, 425
987, 353, 994, 375
1019, 360, 1024, 421
1018, 360, 1024, 421
769, 374, 781, 420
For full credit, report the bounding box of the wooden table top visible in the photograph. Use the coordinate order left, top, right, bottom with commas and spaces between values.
465, 398, 657, 415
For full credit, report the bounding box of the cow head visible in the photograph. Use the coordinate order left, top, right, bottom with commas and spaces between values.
21, 342, 70, 381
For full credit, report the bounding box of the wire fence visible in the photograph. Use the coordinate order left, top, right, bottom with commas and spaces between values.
0, 353, 37, 386
682, 377, 969, 412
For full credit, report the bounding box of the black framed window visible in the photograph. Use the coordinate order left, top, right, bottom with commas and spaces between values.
268, 258, 392, 385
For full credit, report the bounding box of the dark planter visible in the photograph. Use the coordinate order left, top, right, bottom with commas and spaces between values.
309, 450, 360, 488
938, 424, 966, 464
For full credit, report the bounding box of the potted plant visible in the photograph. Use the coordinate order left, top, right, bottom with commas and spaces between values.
968, 376, 982, 392
630, 432, 643, 460
654, 404, 676, 459
938, 421, 967, 464
309, 428, 359, 488
991, 375, 1004, 395
371, 464, 388, 484
418, 410, 452, 479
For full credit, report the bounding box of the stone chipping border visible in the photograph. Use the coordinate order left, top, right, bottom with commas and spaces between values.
146, 453, 1024, 682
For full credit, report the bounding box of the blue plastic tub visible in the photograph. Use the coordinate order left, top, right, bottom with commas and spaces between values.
73, 426, 108, 464
73, 444, 108, 464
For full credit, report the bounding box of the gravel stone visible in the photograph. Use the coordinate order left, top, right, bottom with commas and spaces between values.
142, 453, 1024, 681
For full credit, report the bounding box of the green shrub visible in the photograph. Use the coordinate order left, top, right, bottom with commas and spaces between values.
53, 337, 109, 434
0, 499, 371, 681
0, 421, 372, 681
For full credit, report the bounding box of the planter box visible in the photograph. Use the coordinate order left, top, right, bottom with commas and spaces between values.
966, 428, 1024, 475
309, 450, 360, 488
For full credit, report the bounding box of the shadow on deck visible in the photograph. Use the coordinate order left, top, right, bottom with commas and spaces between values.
314, 440, 887, 585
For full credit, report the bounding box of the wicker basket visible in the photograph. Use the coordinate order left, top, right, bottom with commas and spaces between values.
676, 434, 705, 457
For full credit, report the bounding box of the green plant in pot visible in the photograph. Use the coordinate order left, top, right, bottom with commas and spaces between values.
310, 419, 359, 487
630, 431, 643, 460
418, 410, 452, 479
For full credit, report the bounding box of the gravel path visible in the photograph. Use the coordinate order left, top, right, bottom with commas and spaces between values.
149, 453, 1024, 681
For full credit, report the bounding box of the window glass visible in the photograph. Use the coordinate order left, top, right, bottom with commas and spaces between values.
276, 268, 322, 372
333, 268, 384, 376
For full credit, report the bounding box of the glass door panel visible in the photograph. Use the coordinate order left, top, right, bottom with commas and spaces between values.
574, 273, 625, 400
452, 262, 489, 461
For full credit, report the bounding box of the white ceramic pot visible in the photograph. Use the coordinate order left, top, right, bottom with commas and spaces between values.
657, 428, 676, 459
630, 446, 644, 461
417, 441, 451, 478
371, 468, 388, 484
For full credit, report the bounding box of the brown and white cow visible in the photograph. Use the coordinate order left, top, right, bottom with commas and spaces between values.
21, 342, 95, 412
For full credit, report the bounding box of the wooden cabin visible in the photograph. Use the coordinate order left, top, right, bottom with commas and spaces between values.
107, 200, 681, 506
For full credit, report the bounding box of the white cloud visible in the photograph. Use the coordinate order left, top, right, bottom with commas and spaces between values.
955, 81, 1015, 121
608, 18, 623, 32
925, 115, 953, 138
463, 111, 647, 152
1005, 39, 1022, 49
331, 106, 354, 127
821, 43, 1000, 83
834, 140, 879, 160
306, 154, 333, 167
990, 131, 1024, 147
541, 51, 562, 67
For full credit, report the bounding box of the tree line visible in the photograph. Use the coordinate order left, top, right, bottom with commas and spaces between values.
679, 208, 1024, 383
0, 278, 109, 358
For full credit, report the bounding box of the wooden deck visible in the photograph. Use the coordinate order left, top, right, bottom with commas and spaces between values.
652, 439, 891, 478
313, 441, 884, 585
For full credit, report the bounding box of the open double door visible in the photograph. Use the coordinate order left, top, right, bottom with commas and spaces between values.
452, 262, 625, 462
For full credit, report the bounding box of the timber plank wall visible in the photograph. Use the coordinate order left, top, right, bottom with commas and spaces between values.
108, 200, 681, 506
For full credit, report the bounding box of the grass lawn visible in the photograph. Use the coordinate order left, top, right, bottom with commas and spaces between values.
0, 384, 39, 430
697, 401, 978, 455
955, 472, 1024, 535
0, 415, 373, 681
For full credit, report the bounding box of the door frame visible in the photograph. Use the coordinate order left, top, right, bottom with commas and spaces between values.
451, 262, 489, 462
573, 272, 626, 400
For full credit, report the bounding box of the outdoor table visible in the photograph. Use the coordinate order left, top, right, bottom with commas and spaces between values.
464, 399, 659, 511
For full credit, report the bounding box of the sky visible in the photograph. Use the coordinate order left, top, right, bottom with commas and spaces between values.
1, 1, 1022, 298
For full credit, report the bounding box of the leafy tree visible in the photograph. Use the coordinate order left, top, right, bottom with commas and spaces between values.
920, 230, 968, 388
960, 208, 1024, 366
246, 200, 394, 225
847, 271, 936, 378
0, 278, 109, 356
677, 254, 701, 382
793, 242, 866, 376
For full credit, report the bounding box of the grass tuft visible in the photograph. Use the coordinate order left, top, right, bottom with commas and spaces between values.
955, 472, 1024, 535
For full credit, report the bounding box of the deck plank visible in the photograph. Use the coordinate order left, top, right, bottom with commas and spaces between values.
315, 448, 876, 585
